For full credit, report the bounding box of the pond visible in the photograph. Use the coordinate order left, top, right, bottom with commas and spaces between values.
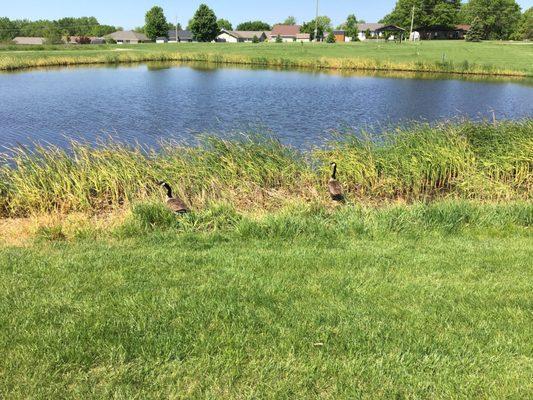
1, 63, 532, 149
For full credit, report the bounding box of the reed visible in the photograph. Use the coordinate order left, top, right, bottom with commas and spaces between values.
0, 121, 531, 218
0, 49, 529, 77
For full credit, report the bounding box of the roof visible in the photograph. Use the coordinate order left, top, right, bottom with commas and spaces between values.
357, 23, 384, 32
220, 30, 268, 39
271, 24, 302, 37
13, 37, 45, 45
375, 25, 406, 32
415, 25, 471, 32
333, 30, 346, 35
109, 30, 149, 41
168, 30, 193, 40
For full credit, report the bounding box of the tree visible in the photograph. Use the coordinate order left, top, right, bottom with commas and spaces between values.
381, 0, 461, 29
4, 17, 118, 40
326, 30, 336, 43
431, 2, 460, 27
275, 34, 283, 43
283, 16, 297, 25
344, 14, 359, 40
461, 0, 522, 39
145, 6, 168, 40
217, 18, 233, 31
513, 7, 533, 40
43, 25, 63, 44
465, 17, 483, 41
57, 16, 99, 36
189, 4, 219, 42
301, 16, 332, 41
104, 35, 117, 44
167, 22, 183, 31
76, 36, 92, 44
0, 17, 19, 41
236, 21, 271, 31
252, 35, 259, 43
91, 24, 118, 37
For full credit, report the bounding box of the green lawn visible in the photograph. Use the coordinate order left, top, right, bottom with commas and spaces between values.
1, 203, 532, 398
1, 41, 532, 75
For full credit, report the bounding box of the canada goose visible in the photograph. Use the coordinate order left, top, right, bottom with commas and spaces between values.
328, 162, 344, 202
158, 181, 189, 214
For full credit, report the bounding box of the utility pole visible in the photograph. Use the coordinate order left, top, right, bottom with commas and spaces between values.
175, 15, 178, 42
314, 0, 319, 42
409, 5, 415, 41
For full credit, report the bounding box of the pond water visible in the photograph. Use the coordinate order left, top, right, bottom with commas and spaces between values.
1, 63, 532, 149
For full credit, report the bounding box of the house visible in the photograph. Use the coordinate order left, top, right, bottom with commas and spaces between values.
12, 37, 45, 45
296, 33, 311, 42
217, 30, 269, 43
168, 30, 194, 43
333, 30, 346, 42
270, 25, 310, 42
414, 25, 471, 40
108, 31, 150, 44
357, 23, 384, 41
156, 37, 168, 44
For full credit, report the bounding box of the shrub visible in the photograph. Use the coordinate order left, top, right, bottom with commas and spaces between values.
326, 31, 336, 43
76, 36, 92, 45
466, 18, 483, 42
275, 35, 282, 43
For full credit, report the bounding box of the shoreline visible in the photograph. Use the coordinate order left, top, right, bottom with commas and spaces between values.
1, 50, 531, 77
1, 120, 531, 219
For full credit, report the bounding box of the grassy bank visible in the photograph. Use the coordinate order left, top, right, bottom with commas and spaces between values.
1, 121, 531, 218
1, 201, 532, 398
1, 41, 532, 76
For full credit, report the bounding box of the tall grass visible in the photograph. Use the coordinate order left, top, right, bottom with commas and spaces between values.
114, 200, 532, 241
0, 49, 529, 76
0, 121, 531, 218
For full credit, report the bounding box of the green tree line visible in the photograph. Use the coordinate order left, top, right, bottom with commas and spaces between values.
381, 0, 531, 40
0, 16, 119, 41
2, 1, 531, 44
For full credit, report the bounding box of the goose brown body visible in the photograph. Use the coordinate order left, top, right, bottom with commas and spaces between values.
159, 182, 189, 214
328, 163, 344, 202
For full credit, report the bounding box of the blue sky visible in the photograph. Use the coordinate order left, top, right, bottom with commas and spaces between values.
3, 0, 532, 29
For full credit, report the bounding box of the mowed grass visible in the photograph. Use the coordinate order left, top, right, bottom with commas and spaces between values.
0, 202, 532, 398
1, 41, 532, 76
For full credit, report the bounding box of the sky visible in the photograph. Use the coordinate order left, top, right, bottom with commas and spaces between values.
2, 0, 533, 29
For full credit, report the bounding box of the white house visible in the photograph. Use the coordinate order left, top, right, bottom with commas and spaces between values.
217, 30, 269, 43
356, 23, 385, 41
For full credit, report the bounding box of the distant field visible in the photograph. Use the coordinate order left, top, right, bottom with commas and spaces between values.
1, 41, 532, 76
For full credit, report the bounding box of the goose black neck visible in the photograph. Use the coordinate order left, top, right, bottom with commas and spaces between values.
331, 164, 337, 180
163, 183, 173, 198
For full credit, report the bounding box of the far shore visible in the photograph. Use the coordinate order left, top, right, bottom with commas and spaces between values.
1, 41, 532, 77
